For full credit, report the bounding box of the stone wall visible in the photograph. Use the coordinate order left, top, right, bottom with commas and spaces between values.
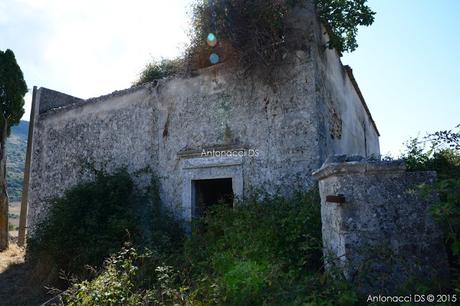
26, 4, 381, 234
285, 3, 380, 158
313, 156, 449, 295
28, 85, 158, 231
155, 58, 322, 215
313, 25, 380, 158
37, 88, 84, 114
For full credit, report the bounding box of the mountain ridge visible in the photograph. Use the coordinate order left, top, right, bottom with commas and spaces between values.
6, 120, 28, 203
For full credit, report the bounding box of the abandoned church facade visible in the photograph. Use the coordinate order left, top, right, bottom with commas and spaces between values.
26, 6, 380, 233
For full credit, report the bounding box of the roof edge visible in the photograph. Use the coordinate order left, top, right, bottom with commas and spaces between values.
343, 65, 380, 137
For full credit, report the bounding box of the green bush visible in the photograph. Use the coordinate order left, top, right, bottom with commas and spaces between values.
64, 246, 145, 306
134, 1, 375, 85
185, 191, 358, 305
26, 168, 186, 301
186, 0, 374, 72
64, 245, 197, 306
63, 189, 358, 305
403, 125, 460, 292
28, 166, 357, 304
135, 58, 183, 85
27, 169, 139, 277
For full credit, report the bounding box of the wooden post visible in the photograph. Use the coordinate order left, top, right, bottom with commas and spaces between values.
18, 86, 37, 247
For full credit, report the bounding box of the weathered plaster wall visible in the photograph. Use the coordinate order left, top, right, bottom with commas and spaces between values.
155, 57, 322, 215
285, 4, 380, 159
313, 156, 449, 295
37, 88, 84, 114
27, 3, 380, 233
313, 24, 380, 159
28, 86, 158, 231
27, 57, 325, 230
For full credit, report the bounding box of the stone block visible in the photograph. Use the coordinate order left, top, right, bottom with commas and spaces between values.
313, 156, 450, 295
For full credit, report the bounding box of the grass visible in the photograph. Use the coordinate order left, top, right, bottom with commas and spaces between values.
0, 243, 24, 273
0, 241, 50, 305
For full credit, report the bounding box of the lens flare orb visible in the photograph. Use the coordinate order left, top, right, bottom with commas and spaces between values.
209, 53, 220, 65
207, 33, 217, 47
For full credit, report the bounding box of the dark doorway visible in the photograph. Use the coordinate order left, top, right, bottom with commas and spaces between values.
193, 178, 234, 218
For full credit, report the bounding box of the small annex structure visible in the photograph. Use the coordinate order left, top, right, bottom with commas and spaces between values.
24, 3, 380, 234
313, 155, 449, 295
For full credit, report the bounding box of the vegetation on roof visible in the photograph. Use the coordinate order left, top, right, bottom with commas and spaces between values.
135, 0, 375, 85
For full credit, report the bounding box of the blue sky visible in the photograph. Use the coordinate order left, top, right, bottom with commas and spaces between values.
342, 0, 460, 155
0, 0, 459, 155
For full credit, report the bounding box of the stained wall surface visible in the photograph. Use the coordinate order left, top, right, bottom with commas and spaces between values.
27, 4, 380, 233
313, 156, 449, 294
28, 87, 158, 230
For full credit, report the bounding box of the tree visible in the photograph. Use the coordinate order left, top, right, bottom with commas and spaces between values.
136, 1, 375, 84
316, 0, 375, 53
183, 0, 374, 73
0, 49, 27, 251
402, 125, 460, 290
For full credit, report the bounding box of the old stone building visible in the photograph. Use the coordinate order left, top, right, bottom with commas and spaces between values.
26, 5, 380, 233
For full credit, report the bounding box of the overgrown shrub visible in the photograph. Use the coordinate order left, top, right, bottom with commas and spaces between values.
187, 0, 300, 73
63, 246, 146, 306
63, 245, 198, 306
184, 190, 358, 305
186, 0, 374, 70
134, 58, 183, 85
136, 0, 375, 84
64, 189, 358, 305
403, 125, 460, 292
27, 169, 139, 277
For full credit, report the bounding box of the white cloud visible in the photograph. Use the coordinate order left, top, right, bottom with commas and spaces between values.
2, 0, 194, 118
40, 0, 191, 96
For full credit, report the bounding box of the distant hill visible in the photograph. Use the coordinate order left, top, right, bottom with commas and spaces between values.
6, 120, 28, 203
